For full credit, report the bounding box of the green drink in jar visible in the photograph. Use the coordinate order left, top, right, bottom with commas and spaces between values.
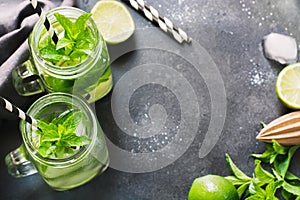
5, 93, 109, 191
12, 7, 112, 102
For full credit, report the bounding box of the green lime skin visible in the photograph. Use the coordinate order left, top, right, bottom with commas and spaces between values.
188, 175, 239, 200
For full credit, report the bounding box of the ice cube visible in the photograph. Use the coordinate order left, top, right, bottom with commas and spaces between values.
263, 33, 298, 65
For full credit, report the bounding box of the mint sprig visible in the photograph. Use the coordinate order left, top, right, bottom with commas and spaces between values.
36, 109, 90, 158
225, 140, 300, 199
39, 13, 95, 66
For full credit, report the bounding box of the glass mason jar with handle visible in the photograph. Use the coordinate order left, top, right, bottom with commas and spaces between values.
5, 93, 109, 191
12, 7, 112, 103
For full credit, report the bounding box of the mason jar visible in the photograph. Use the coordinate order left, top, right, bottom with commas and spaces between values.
12, 6, 113, 103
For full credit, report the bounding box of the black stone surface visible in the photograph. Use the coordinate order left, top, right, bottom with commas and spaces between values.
1, 0, 300, 199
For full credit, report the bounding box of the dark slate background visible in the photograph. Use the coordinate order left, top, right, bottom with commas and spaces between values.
1, 0, 300, 199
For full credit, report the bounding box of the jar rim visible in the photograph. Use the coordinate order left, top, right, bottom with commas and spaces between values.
30, 6, 102, 77
21, 93, 97, 166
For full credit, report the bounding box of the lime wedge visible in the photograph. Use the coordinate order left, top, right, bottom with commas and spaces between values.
86, 72, 113, 103
91, 1, 135, 44
276, 63, 300, 109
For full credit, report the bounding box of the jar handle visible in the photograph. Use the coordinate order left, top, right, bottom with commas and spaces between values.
5, 145, 37, 178
12, 60, 45, 96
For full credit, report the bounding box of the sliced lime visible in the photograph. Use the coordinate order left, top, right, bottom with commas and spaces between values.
91, 1, 135, 44
86, 72, 113, 103
276, 63, 300, 109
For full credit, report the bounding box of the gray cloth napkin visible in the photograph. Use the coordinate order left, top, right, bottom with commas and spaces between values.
0, 0, 75, 120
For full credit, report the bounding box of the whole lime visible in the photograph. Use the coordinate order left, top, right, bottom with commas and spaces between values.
188, 175, 239, 200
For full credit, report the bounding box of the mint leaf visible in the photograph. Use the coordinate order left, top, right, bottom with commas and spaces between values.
38, 35, 54, 50
273, 140, 288, 155
254, 159, 275, 184
270, 153, 277, 164
285, 171, 300, 181
225, 153, 252, 181
76, 20, 94, 43
38, 142, 55, 158
40, 130, 60, 142
51, 109, 73, 125
40, 45, 70, 62
62, 133, 84, 146
79, 135, 90, 145
56, 37, 73, 50
265, 181, 281, 200
37, 121, 58, 136
35, 110, 89, 158
272, 168, 283, 180
252, 142, 276, 164
282, 180, 300, 196
52, 109, 81, 127
73, 31, 94, 56
40, 13, 95, 66
75, 13, 92, 32
42, 112, 56, 123
58, 124, 66, 136
54, 13, 76, 39
224, 134, 300, 199
274, 146, 299, 178
72, 42, 93, 56
37, 120, 52, 131
249, 180, 265, 195
62, 110, 82, 130
252, 150, 274, 164
237, 182, 250, 199
225, 176, 251, 186
54, 145, 66, 158
252, 141, 294, 168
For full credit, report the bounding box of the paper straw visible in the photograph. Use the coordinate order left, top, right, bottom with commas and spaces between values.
29, 0, 58, 44
0, 97, 38, 130
122, 0, 192, 44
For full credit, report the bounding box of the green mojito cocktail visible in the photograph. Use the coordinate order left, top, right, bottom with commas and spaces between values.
12, 7, 112, 102
5, 93, 109, 190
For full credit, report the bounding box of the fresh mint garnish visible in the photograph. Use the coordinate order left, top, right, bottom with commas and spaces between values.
39, 13, 95, 66
225, 140, 300, 199
36, 109, 90, 158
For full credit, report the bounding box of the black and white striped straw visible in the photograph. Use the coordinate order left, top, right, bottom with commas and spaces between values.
0, 97, 38, 130
30, 0, 58, 44
122, 0, 192, 44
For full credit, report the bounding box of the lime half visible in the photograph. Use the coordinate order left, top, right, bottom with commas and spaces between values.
276, 63, 300, 109
91, 1, 135, 44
